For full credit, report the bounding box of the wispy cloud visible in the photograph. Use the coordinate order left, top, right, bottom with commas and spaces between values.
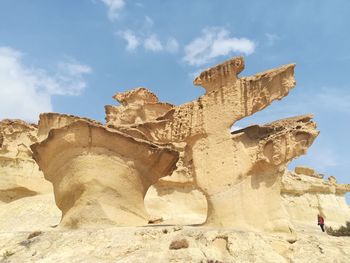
144, 35, 163, 51
118, 30, 140, 51
99, 0, 125, 21
184, 27, 255, 66
118, 29, 179, 54
0, 47, 92, 122
165, 37, 180, 53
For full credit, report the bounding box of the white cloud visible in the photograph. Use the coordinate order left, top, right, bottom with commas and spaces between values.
118, 30, 179, 53
184, 27, 255, 66
144, 35, 163, 51
118, 30, 140, 51
0, 47, 91, 122
100, 0, 125, 21
165, 37, 179, 53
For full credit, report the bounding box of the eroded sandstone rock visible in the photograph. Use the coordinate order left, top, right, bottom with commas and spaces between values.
281, 170, 350, 228
37, 112, 102, 141
31, 119, 179, 228
105, 87, 208, 225
0, 119, 51, 204
225, 115, 318, 231
105, 57, 316, 233
105, 87, 173, 127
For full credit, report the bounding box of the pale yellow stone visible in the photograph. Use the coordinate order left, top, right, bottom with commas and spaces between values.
281, 170, 350, 228
31, 119, 179, 228
106, 57, 319, 233
0, 119, 52, 203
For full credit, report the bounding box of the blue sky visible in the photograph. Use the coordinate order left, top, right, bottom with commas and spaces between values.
0, 0, 349, 202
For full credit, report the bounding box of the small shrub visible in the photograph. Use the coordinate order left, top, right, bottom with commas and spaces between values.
326, 221, 350, 237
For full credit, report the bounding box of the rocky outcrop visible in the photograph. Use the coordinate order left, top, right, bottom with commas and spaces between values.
37, 112, 101, 141
105, 87, 173, 127
105, 87, 208, 225
0, 120, 52, 204
31, 119, 179, 228
282, 169, 350, 228
219, 115, 318, 232
294, 166, 324, 179
106, 57, 316, 233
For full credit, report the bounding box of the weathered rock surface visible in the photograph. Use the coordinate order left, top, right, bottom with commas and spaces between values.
1, 226, 350, 262
105, 87, 173, 127
294, 166, 324, 178
31, 119, 179, 228
0, 120, 52, 204
106, 57, 317, 233
145, 184, 207, 225
0, 194, 60, 232
220, 115, 318, 232
105, 87, 208, 225
37, 112, 102, 141
282, 169, 350, 228
0, 56, 349, 262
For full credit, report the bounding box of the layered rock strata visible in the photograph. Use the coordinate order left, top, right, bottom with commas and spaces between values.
37, 112, 102, 141
282, 168, 350, 228
31, 120, 179, 228
0, 119, 51, 204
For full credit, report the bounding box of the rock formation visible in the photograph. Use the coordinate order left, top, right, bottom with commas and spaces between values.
37, 112, 102, 141
0, 119, 51, 204
1, 55, 350, 262
282, 167, 350, 228
31, 119, 179, 228
105, 87, 173, 127
106, 56, 318, 233
0, 55, 348, 234
105, 87, 208, 225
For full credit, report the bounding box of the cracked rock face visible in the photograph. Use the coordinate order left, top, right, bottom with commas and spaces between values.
0, 119, 52, 204
31, 119, 179, 228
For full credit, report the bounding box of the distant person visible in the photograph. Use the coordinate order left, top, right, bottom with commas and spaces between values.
318, 214, 325, 232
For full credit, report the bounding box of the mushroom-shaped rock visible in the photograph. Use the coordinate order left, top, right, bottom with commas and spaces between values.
31, 120, 179, 228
